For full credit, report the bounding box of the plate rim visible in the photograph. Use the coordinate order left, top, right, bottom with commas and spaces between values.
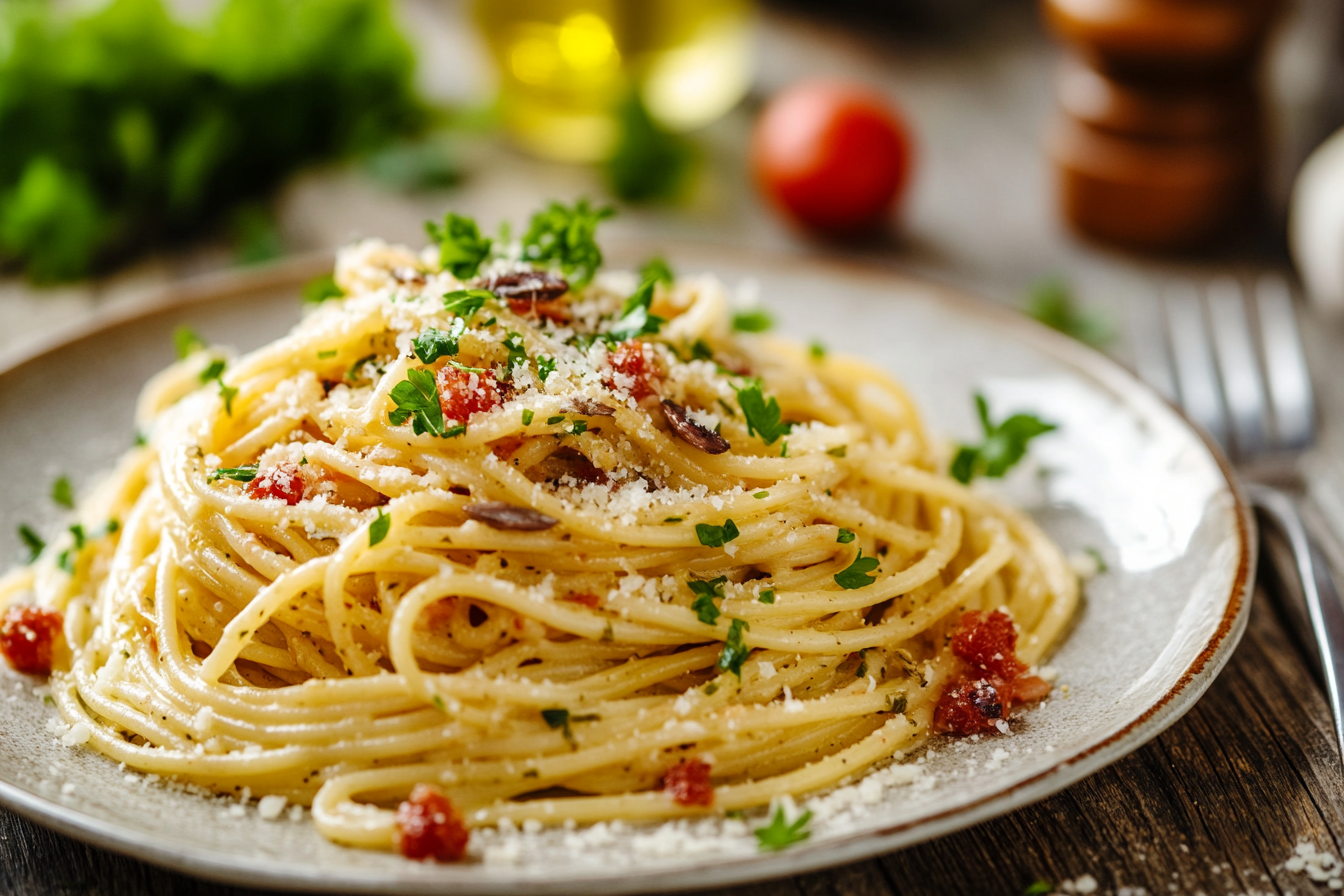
0, 246, 1255, 893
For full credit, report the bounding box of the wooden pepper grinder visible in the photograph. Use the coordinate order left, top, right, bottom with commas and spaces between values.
1042, 0, 1283, 251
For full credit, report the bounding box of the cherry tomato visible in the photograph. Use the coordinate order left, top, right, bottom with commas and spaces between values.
752, 81, 914, 235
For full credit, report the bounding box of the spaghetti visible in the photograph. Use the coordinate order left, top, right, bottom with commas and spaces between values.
1, 207, 1077, 856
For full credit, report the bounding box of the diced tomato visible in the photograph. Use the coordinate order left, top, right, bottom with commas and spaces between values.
0, 606, 63, 675
244, 463, 305, 505
950, 609, 1025, 679
933, 609, 1051, 737
662, 758, 714, 807
437, 366, 504, 424
394, 784, 470, 862
563, 592, 601, 608
603, 340, 658, 400
508, 296, 570, 323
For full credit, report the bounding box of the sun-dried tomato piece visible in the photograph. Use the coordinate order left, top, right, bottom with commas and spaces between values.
662, 758, 714, 807
604, 340, 658, 400
0, 606, 63, 675
949, 609, 1025, 679
563, 592, 601, 608
437, 366, 504, 424
394, 784, 470, 862
1005, 674, 1051, 704
486, 272, 570, 322
244, 463, 305, 505
932, 679, 1003, 736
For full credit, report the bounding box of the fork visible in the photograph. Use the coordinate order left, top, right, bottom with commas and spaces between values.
1129, 275, 1344, 771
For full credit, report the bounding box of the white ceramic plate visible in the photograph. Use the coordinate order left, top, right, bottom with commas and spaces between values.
0, 247, 1252, 893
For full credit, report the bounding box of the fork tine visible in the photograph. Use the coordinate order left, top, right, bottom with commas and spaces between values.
1207, 276, 1269, 460
1165, 281, 1229, 451
1256, 274, 1316, 453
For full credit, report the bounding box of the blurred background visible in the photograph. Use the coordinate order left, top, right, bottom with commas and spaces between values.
0, 0, 1342, 361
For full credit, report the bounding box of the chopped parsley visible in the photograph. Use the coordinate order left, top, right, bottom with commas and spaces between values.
663, 517, 683, 523
696, 519, 740, 548
1026, 277, 1111, 347
688, 576, 727, 625
210, 465, 258, 482
431, 695, 447, 713
442, 289, 493, 320
1022, 882, 1054, 896
691, 593, 721, 626
569, 420, 588, 436
18, 524, 44, 562
835, 549, 880, 589
503, 331, 529, 369
950, 393, 1058, 484
640, 256, 674, 285
521, 409, 535, 426
731, 309, 774, 333
369, 508, 390, 547
808, 340, 827, 360
827, 445, 847, 458
317, 349, 338, 359
780, 441, 788, 458
199, 358, 226, 383
412, 321, 466, 364
536, 355, 557, 382
174, 326, 205, 359
57, 524, 86, 573
520, 199, 613, 286
51, 476, 73, 509
607, 278, 664, 342
444, 424, 466, 439
758, 589, 775, 605
346, 354, 381, 382
546, 415, 566, 426
388, 368, 448, 437
691, 339, 715, 362
302, 274, 343, 305
1084, 546, 1108, 573
754, 804, 812, 852
837, 528, 856, 544
734, 380, 791, 446
219, 382, 238, 415
753, 491, 769, 499
541, 707, 573, 743
426, 212, 492, 279
717, 618, 750, 677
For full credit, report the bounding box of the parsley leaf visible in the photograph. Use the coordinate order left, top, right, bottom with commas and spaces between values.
607, 279, 665, 342
837, 528, 856, 544
412, 321, 466, 364
734, 381, 791, 446
717, 618, 750, 677
605, 92, 694, 203
219, 382, 238, 415
174, 326, 205, 359
425, 212, 492, 279
569, 420, 588, 436
51, 476, 74, 509
369, 508, 391, 546
503, 331, 529, 370
1025, 278, 1111, 347
210, 465, 258, 482
520, 199, 613, 286
640, 256, 674, 286
536, 355, 557, 382
1022, 882, 1054, 896
696, 519, 740, 548
731, 309, 774, 333
521, 409, 534, 426
388, 368, 447, 437
302, 274, 343, 305
541, 707, 573, 743
809, 340, 827, 360
758, 588, 775, 604
827, 445, 847, 458
691, 593, 721, 626
443, 288, 493, 320
754, 804, 812, 852
835, 549, 880, 589
199, 358, 226, 383
689, 576, 727, 625
17, 524, 44, 562
950, 393, 1058, 484
1084, 546, 1108, 573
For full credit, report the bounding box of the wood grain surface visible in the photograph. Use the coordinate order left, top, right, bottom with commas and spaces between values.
3, 585, 1338, 896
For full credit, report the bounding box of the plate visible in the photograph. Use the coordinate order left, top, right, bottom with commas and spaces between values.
0, 246, 1252, 893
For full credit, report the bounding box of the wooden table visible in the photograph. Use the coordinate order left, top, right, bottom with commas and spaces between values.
3, 3, 1344, 894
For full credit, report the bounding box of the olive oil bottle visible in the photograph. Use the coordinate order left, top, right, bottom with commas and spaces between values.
475, 0, 754, 162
